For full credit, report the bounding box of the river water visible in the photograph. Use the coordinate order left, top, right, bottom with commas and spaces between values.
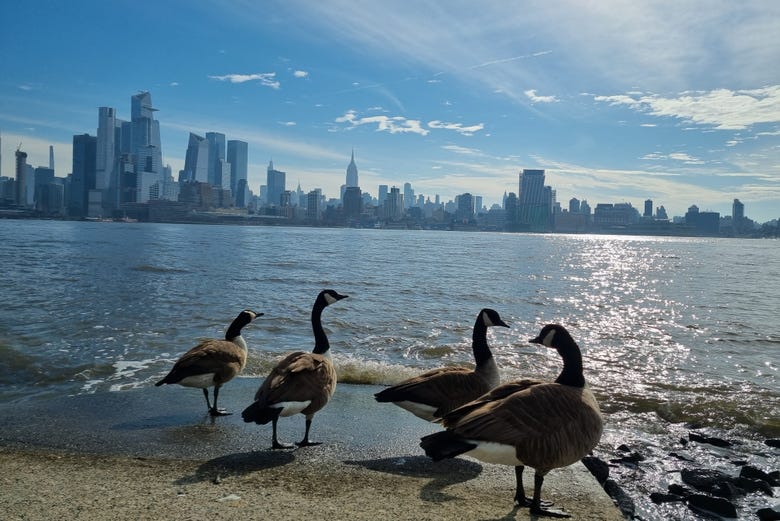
1, 220, 777, 518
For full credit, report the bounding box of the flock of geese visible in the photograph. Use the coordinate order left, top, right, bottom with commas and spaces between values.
156, 289, 603, 518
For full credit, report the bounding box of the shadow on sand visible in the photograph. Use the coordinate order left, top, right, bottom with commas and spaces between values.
176, 450, 295, 485
344, 455, 483, 502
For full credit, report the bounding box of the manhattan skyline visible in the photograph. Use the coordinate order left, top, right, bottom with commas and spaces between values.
1, 1, 780, 222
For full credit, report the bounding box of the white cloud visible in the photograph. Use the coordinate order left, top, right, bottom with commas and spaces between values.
170, 82, 179, 87
441, 144, 483, 156
278, 121, 296, 126
208, 73, 280, 89
335, 110, 429, 135
524, 89, 558, 103
595, 86, 780, 130
293, 70, 309, 78
427, 120, 484, 136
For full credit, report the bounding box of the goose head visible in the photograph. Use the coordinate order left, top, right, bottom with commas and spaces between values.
479, 308, 510, 329
529, 323, 576, 351
319, 289, 349, 307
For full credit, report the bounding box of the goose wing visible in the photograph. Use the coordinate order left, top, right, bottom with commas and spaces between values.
376, 366, 493, 416
253, 351, 336, 406
158, 339, 245, 385
441, 378, 545, 426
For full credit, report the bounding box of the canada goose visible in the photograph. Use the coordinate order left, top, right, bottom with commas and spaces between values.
242, 289, 348, 449
420, 324, 603, 518
155, 309, 261, 416
374, 308, 509, 421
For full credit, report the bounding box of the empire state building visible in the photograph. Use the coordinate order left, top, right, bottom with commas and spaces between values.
346, 149, 358, 187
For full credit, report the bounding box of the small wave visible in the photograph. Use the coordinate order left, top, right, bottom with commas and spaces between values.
130, 265, 189, 273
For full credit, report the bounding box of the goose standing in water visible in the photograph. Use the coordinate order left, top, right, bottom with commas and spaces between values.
242, 289, 348, 449
374, 308, 509, 421
155, 309, 261, 416
420, 324, 603, 518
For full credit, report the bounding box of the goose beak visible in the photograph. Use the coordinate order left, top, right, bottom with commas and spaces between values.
497, 319, 510, 328
529, 336, 542, 344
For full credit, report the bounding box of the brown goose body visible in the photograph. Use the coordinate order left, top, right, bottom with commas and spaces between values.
156, 309, 260, 416
374, 308, 508, 421
421, 324, 603, 518
242, 289, 348, 448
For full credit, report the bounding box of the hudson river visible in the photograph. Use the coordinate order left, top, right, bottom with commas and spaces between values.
1, 219, 777, 519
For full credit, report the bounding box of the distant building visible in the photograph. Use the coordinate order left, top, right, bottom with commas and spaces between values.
593, 203, 640, 229
378, 185, 388, 206
732, 198, 745, 234
205, 132, 226, 188
517, 169, 553, 231
386, 186, 404, 221
227, 140, 248, 201
307, 188, 322, 221
455, 192, 475, 221
266, 161, 286, 207
685, 205, 720, 235
183, 133, 209, 183
403, 182, 414, 209
644, 199, 653, 218
69, 133, 97, 216
14, 147, 28, 207
569, 197, 580, 213
346, 150, 358, 188
343, 186, 362, 221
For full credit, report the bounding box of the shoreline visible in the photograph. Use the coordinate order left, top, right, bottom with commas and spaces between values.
0, 381, 622, 520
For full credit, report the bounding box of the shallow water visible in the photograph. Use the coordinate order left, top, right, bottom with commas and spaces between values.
1, 220, 778, 518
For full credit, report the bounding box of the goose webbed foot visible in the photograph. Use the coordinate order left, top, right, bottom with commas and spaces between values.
514, 466, 555, 508
272, 440, 294, 450
514, 495, 554, 509
209, 408, 231, 417
529, 504, 571, 518
295, 439, 323, 448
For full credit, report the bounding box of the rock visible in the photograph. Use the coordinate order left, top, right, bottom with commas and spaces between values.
668, 483, 693, 497
686, 494, 738, 518
689, 432, 732, 447
604, 478, 635, 518
581, 456, 609, 484
669, 452, 693, 461
650, 492, 684, 504
741, 465, 780, 487
609, 451, 644, 465
617, 444, 631, 452
681, 468, 737, 495
757, 507, 780, 521
711, 481, 741, 499
736, 477, 773, 496
765, 439, 780, 448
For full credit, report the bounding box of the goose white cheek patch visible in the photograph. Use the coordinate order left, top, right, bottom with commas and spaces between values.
482, 311, 494, 327
543, 329, 556, 347
324, 294, 338, 305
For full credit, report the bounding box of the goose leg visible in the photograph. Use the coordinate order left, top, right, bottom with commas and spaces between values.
295, 416, 322, 447
514, 466, 555, 508
271, 418, 293, 449
209, 386, 230, 416
529, 472, 570, 518
202, 388, 213, 411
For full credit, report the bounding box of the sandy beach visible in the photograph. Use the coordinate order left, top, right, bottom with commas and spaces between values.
0, 381, 622, 520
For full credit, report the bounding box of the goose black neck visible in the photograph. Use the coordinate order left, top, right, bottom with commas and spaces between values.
555, 340, 585, 387
472, 318, 493, 367
311, 301, 330, 355
225, 316, 249, 341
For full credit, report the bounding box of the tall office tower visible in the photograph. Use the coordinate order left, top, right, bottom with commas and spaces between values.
569, 197, 580, 213
475, 195, 483, 213
378, 184, 388, 206
387, 186, 403, 220
644, 199, 653, 218
518, 169, 552, 231
49, 145, 54, 170
307, 188, 322, 221
0, 131, 3, 178
205, 132, 226, 187
14, 146, 28, 206
96, 107, 118, 212
456, 192, 475, 221
227, 140, 248, 197
346, 149, 358, 187
343, 186, 362, 219
183, 133, 209, 182
403, 182, 414, 209
732, 198, 745, 233
69, 134, 97, 216
130, 92, 163, 188
266, 160, 286, 207
34, 166, 55, 209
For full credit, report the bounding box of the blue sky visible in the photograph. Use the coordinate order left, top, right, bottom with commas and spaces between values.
1, 0, 779, 222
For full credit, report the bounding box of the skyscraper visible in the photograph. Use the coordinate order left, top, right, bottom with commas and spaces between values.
49, 145, 54, 171
403, 182, 414, 209
378, 184, 388, 206
14, 146, 27, 206
96, 107, 118, 211
183, 133, 209, 182
69, 134, 97, 216
518, 169, 553, 231
266, 160, 286, 207
130, 92, 163, 191
206, 132, 226, 187
227, 140, 248, 199
346, 149, 358, 187
644, 199, 653, 218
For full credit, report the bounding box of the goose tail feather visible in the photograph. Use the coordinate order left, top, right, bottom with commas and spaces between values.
420, 430, 476, 461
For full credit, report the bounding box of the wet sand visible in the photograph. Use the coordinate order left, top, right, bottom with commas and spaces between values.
0, 380, 622, 520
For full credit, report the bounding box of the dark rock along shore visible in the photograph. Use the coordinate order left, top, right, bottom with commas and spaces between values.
583, 427, 779, 520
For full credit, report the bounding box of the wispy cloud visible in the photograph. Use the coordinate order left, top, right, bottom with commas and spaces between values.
428, 120, 484, 136
524, 89, 558, 103
335, 110, 428, 135
441, 144, 484, 156
595, 86, 780, 130
293, 70, 309, 78
208, 73, 280, 89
